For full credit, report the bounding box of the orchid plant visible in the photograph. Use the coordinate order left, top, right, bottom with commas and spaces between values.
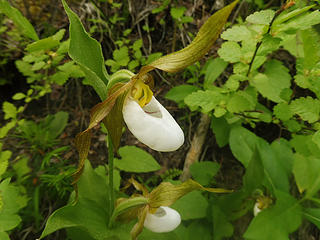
40, 0, 239, 239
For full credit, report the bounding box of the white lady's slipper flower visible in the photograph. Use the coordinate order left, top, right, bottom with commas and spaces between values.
144, 206, 181, 233
253, 202, 262, 216
122, 96, 184, 152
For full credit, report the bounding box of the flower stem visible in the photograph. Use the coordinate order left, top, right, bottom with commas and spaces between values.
108, 134, 115, 223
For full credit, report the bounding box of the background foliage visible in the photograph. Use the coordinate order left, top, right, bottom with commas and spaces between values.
1, 0, 320, 239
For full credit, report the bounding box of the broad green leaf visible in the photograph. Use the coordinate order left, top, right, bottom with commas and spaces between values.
258, 140, 290, 193
251, 60, 291, 103
273, 102, 293, 121
165, 85, 200, 104
257, 34, 281, 56
304, 208, 320, 229
221, 25, 251, 42
226, 91, 256, 113
47, 111, 69, 139
0, 178, 27, 232
290, 134, 320, 157
293, 154, 320, 197
243, 147, 264, 194
218, 41, 241, 63
187, 220, 211, 240
184, 89, 225, 113
300, 28, 320, 69
0, 121, 16, 138
211, 116, 234, 147
229, 126, 258, 168
0, 0, 38, 40
0, 150, 11, 178
113, 46, 130, 67
273, 4, 316, 25
246, 9, 275, 25
62, 0, 109, 100
273, 10, 320, 33
290, 97, 320, 123
26, 38, 59, 52
171, 191, 208, 220
12, 93, 26, 100
190, 161, 220, 186
203, 58, 228, 89
114, 146, 160, 173
313, 130, 320, 149
138, 0, 239, 75
12, 157, 31, 183
40, 161, 132, 240
140, 228, 181, 240
244, 191, 302, 240
212, 205, 233, 240
0, 232, 9, 240
271, 138, 294, 176
170, 6, 186, 20
2, 102, 16, 120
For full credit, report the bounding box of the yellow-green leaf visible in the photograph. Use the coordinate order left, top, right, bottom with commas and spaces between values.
138, 0, 239, 76
148, 179, 231, 211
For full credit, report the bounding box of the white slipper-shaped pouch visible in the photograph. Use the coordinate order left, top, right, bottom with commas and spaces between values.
144, 206, 181, 233
122, 96, 184, 152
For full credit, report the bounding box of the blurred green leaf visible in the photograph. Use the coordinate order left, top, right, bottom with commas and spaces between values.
271, 139, 294, 176
229, 126, 258, 168
0, 0, 38, 40
0, 149, 10, 178
290, 96, 320, 123
0, 178, 27, 234
40, 161, 129, 239
244, 191, 301, 240
165, 85, 200, 104
273, 10, 320, 33
251, 60, 291, 103
273, 102, 293, 121
212, 205, 233, 240
243, 147, 264, 194
204, 58, 228, 90
114, 146, 160, 173
221, 25, 251, 42
190, 161, 220, 186
185, 89, 225, 113
12, 93, 26, 100
226, 91, 256, 113
47, 111, 69, 139
258, 140, 290, 193
187, 220, 211, 240
218, 41, 241, 63
293, 154, 320, 197
171, 191, 208, 220
211, 116, 233, 147
246, 9, 275, 25
304, 208, 320, 229
2, 102, 17, 120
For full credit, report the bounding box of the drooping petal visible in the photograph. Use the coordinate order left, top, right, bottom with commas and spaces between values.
144, 206, 181, 233
122, 96, 184, 152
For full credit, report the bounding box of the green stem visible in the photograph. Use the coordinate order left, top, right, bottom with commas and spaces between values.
108, 134, 115, 223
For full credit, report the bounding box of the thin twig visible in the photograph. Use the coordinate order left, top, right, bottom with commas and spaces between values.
246, 1, 294, 76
